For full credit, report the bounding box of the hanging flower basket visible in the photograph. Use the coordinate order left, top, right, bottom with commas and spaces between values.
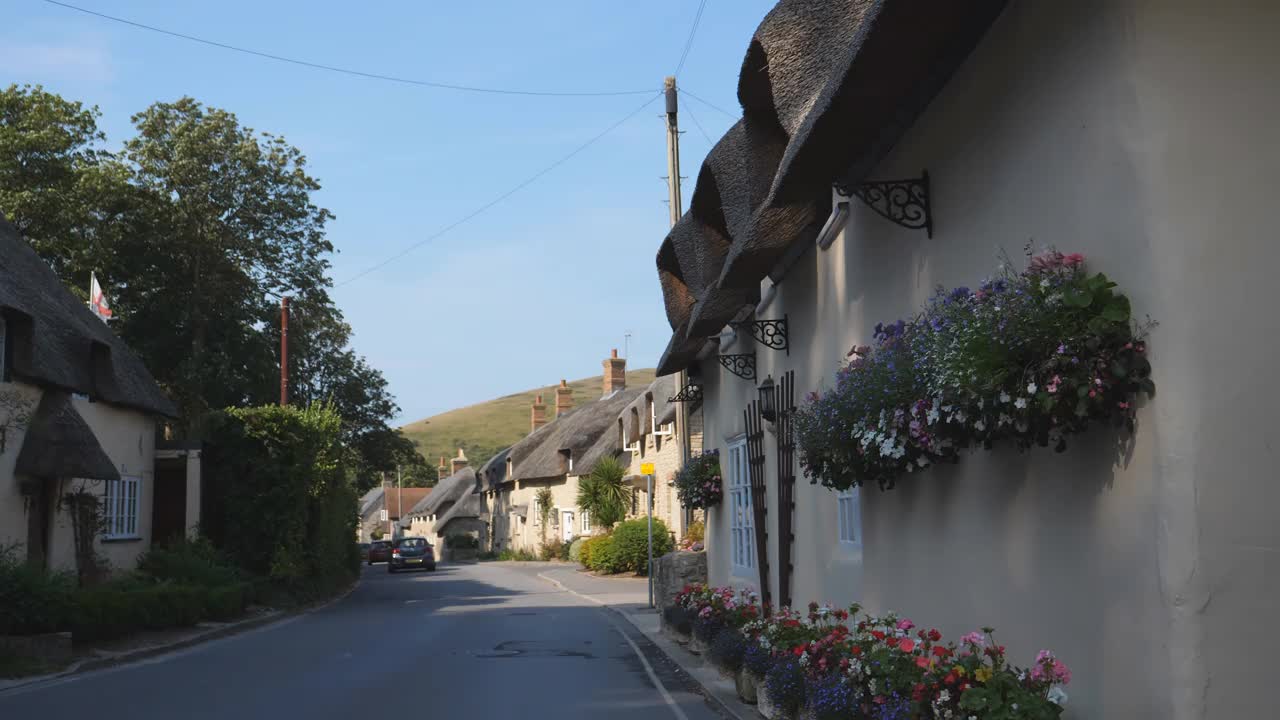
674, 450, 723, 509
795, 249, 1156, 491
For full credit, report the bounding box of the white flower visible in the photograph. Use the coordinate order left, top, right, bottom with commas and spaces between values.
1027, 382, 1038, 394
953, 410, 967, 424
1014, 397, 1028, 409
938, 690, 951, 703
999, 391, 1011, 404
917, 457, 930, 467
1040, 278, 1050, 289
927, 408, 940, 425
998, 413, 1012, 426
1048, 686, 1069, 706
974, 420, 986, 431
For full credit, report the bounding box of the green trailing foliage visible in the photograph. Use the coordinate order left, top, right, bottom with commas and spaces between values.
199, 403, 360, 603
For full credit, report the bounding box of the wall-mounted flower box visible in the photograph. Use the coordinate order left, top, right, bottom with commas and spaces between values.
796, 250, 1155, 491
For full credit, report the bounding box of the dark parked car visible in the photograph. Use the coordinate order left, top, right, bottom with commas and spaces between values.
388, 537, 435, 573
367, 540, 392, 565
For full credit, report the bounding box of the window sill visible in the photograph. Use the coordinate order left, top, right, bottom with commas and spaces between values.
101, 536, 143, 544
829, 541, 863, 567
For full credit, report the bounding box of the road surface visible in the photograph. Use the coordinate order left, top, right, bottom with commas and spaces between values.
0, 562, 726, 720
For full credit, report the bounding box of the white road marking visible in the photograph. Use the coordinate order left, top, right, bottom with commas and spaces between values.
537, 571, 689, 720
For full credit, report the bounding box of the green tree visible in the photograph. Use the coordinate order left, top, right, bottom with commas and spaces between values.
577, 455, 628, 529
0, 86, 412, 489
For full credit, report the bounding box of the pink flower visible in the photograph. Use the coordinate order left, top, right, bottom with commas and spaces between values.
960, 631, 986, 646
899, 639, 916, 653
897, 619, 915, 631
1118, 401, 1130, 410
1089, 390, 1097, 398
1063, 253, 1085, 267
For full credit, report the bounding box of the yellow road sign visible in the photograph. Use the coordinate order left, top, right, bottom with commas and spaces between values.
640, 462, 655, 475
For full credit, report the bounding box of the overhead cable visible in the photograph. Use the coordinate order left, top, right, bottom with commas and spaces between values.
44, 0, 657, 98
335, 92, 663, 287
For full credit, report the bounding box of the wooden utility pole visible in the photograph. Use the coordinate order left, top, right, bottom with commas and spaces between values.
664, 76, 684, 226
664, 76, 694, 539
279, 296, 290, 406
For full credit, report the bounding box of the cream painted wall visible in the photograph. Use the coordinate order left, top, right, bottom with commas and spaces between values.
0, 382, 157, 574
0, 382, 41, 555
622, 427, 685, 538
701, 2, 1280, 718
509, 476, 583, 552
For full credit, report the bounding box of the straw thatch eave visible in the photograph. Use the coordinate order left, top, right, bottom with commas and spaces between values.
15, 391, 120, 481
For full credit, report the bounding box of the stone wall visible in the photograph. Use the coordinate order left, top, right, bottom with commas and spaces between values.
653, 550, 707, 613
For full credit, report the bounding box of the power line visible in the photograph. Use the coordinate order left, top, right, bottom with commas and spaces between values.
335, 92, 663, 287
44, 0, 657, 98
674, 0, 708, 78
683, 101, 715, 147
681, 88, 737, 119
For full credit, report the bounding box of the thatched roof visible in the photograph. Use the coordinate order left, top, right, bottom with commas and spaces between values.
655, 0, 1008, 366
621, 376, 678, 441
0, 216, 177, 417
508, 386, 642, 482
407, 466, 476, 519
477, 447, 511, 492
15, 392, 120, 481
657, 324, 711, 377
431, 491, 483, 535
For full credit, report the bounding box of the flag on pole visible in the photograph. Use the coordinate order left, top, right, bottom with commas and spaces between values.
89, 272, 113, 323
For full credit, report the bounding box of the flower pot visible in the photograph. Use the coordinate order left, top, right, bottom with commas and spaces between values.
755, 677, 785, 720
735, 668, 759, 704
688, 631, 710, 655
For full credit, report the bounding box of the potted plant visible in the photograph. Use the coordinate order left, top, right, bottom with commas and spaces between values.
673, 451, 723, 510
662, 604, 693, 644
760, 658, 805, 720
737, 640, 772, 704
709, 626, 747, 679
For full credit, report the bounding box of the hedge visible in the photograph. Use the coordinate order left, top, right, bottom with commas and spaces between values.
609, 517, 673, 575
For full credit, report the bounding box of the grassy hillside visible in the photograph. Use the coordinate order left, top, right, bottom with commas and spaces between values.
400, 369, 657, 472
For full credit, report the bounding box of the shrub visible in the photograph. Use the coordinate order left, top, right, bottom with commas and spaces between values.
568, 537, 586, 564
539, 539, 564, 561
685, 520, 705, 543
764, 659, 806, 715
577, 456, 627, 528
445, 535, 479, 550
710, 627, 747, 672
205, 583, 249, 621
0, 546, 76, 635
582, 534, 618, 573
137, 538, 242, 588
609, 517, 673, 575
558, 537, 574, 561
496, 549, 537, 561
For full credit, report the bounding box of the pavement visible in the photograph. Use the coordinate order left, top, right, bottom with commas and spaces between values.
0, 561, 737, 720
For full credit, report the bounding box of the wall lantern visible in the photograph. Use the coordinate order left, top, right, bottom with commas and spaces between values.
758, 374, 777, 423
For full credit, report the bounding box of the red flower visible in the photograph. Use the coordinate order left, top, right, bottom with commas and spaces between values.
915, 655, 931, 669
793, 646, 804, 657
928, 629, 942, 642
870, 630, 886, 641
885, 637, 899, 650
932, 646, 950, 658
899, 639, 916, 653
944, 673, 957, 685
851, 646, 863, 656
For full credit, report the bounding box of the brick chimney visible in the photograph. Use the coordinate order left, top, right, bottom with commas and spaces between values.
451, 448, 469, 475
555, 379, 574, 417
437, 456, 448, 481
531, 394, 548, 432
603, 348, 626, 396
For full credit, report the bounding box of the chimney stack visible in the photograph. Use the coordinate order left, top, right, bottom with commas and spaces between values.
531, 394, 548, 432
603, 348, 627, 396
437, 456, 449, 481
555, 379, 574, 417
451, 448, 469, 475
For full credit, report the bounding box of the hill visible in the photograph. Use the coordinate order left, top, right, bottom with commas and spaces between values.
400, 368, 658, 472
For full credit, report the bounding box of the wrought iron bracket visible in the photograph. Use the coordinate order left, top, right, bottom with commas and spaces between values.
718, 353, 757, 381
730, 315, 789, 355
667, 382, 703, 403
835, 170, 933, 238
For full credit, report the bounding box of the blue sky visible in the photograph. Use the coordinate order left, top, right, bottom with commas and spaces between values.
3, 0, 775, 424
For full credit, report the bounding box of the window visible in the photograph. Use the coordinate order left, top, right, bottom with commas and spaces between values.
581, 510, 591, 534
727, 437, 754, 572
837, 489, 862, 546
103, 476, 140, 539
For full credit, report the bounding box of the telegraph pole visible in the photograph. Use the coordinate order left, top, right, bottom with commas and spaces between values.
279, 296, 290, 406
664, 76, 683, 225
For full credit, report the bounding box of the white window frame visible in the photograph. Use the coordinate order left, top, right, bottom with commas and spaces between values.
581, 510, 591, 534
103, 475, 140, 539
726, 436, 755, 573
837, 488, 862, 547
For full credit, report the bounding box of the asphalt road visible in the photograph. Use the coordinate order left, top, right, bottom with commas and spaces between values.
0, 562, 726, 720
